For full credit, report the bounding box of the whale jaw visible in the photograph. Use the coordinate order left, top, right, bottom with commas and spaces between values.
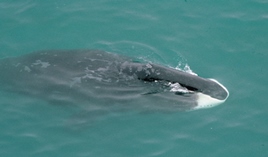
192, 79, 229, 110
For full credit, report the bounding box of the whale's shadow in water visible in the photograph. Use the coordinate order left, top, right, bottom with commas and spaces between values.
0, 50, 229, 127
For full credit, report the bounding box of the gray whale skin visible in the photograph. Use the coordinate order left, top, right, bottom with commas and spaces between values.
0, 50, 229, 111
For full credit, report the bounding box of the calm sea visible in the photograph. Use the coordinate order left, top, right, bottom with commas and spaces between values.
0, 0, 268, 156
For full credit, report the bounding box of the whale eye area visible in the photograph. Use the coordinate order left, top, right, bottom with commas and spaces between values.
180, 84, 199, 92
140, 77, 161, 82
140, 77, 200, 94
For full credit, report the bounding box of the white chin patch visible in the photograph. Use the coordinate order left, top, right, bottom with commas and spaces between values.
193, 79, 229, 110
193, 93, 226, 110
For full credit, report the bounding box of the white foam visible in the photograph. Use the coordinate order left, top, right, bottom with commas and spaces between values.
24, 66, 31, 72
168, 82, 190, 93
175, 63, 197, 76
32, 60, 50, 68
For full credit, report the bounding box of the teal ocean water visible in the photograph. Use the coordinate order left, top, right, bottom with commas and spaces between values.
1, 0, 268, 156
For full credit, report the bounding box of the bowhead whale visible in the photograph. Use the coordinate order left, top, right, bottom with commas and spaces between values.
0, 50, 229, 111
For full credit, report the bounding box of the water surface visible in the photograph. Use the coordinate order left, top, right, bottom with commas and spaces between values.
0, 0, 268, 156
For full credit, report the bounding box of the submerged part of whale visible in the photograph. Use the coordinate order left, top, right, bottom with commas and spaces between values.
0, 50, 229, 111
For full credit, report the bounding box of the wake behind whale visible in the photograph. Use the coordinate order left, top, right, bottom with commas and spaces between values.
0, 50, 229, 112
